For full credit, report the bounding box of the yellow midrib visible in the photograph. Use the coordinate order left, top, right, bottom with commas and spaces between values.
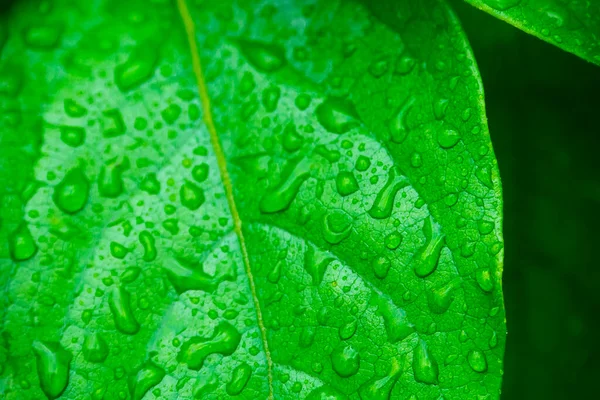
175, 0, 275, 398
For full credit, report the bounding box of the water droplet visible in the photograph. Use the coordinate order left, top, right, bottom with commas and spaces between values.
306, 386, 348, 400
389, 97, 415, 143
394, 54, 416, 75
433, 99, 449, 120
475, 166, 493, 189
322, 210, 352, 244
410, 153, 422, 168
226, 363, 252, 395
178, 322, 241, 370
477, 219, 495, 235
101, 109, 126, 138
355, 155, 371, 172
339, 319, 357, 340
180, 180, 205, 210
372, 257, 391, 279
110, 242, 129, 259
445, 192, 458, 207
120, 267, 141, 284
161, 104, 182, 125
413, 340, 438, 385
368, 168, 409, 219
358, 358, 402, 400
32, 341, 71, 399
163, 256, 236, 294
259, 158, 310, 213
369, 58, 389, 78
109, 286, 139, 335
299, 326, 316, 348
437, 129, 461, 149
295, 93, 312, 110
331, 344, 360, 378
129, 361, 165, 400
316, 97, 359, 134
384, 231, 403, 250
267, 260, 282, 283
139, 230, 157, 262
64, 99, 87, 117
304, 245, 334, 286
489, 331, 498, 348
83, 332, 109, 363
262, 86, 281, 112
192, 163, 209, 183
375, 296, 414, 342
413, 217, 445, 278
282, 124, 304, 152
60, 126, 86, 147
9, 223, 37, 261
115, 47, 158, 91
53, 168, 90, 214
476, 268, 494, 293
0, 64, 23, 96
238, 39, 286, 72
140, 173, 161, 195
23, 24, 61, 49
98, 158, 129, 198
467, 349, 488, 373
427, 279, 461, 314
484, 0, 521, 11
335, 171, 359, 196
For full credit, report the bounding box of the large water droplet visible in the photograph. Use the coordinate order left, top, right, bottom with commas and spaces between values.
358, 358, 402, 400
331, 344, 360, 378
32, 341, 72, 399
375, 296, 414, 343
316, 97, 359, 134
178, 322, 241, 370
98, 158, 129, 198
109, 286, 139, 335
9, 223, 37, 261
139, 230, 157, 262
413, 340, 438, 385
115, 47, 158, 91
427, 279, 461, 314
304, 245, 334, 286
322, 210, 352, 244
180, 180, 205, 210
368, 168, 409, 219
388, 97, 415, 143
163, 256, 236, 294
83, 332, 108, 363
53, 168, 90, 214
226, 363, 252, 395
335, 171, 359, 196
128, 361, 166, 400
413, 217, 445, 277
437, 129, 461, 149
259, 158, 310, 213
467, 349, 488, 373
238, 39, 286, 72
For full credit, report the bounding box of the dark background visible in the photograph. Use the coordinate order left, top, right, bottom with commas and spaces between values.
451, 1, 600, 398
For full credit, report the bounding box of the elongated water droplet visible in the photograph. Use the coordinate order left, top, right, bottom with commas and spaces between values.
316, 97, 359, 134
331, 344, 360, 378
32, 341, 72, 399
53, 168, 90, 214
138, 230, 157, 262
413, 217, 445, 278
98, 158, 129, 198
427, 278, 461, 314
267, 260, 282, 283
128, 361, 165, 400
109, 286, 139, 335
9, 223, 37, 261
226, 363, 252, 395
238, 39, 286, 72
178, 322, 241, 370
304, 245, 334, 286
339, 319, 357, 340
413, 340, 438, 385
476, 166, 493, 189
375, 296, 414, 343
163, 257, 236, 294
115, 47, 158, 92
358, 358, 403, 400
433, 98, 449, 120
389, 97, 415, 143
259, 158, 310, 213
369, 168, 409, 219
299, 326, 316, 348
83, 332, 109, 363
476, 268, 494, 293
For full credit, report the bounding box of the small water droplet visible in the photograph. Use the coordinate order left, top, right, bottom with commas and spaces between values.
476, 268, 494, 293
413, 217, 445, 278
437, 129, 461, 149
129, 361, 166, 400
83, 332, 109, 363
59, 126, 86, 147
358, 358, 403, 400
226, 363, 252, 395
372, 257, 391, 279
115, 47, 158, 91
368, 168, 409, 219
335, 171, 359, 196
433, 99, 449, 120
394, 54, 416, 75
427, 279, 461, 314
369, 58, 389, 78
164, 256, 236, 294
239, 39, 286, 72
101, 109, 126, 138
259, 158, 310, 213
9, 223, 37, 261
467, 349, 488, 373
339, 319, 357, 340
180, 180, 205, 210
53, 168, 90, 214
139, 230, 157, 262
316, 97, 360, 134
304, 245, 334, 286
282, 124, 304, 152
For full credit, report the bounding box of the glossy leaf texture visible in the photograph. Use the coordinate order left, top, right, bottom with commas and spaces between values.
463, 0, 600, 65
0, 0, 505, 399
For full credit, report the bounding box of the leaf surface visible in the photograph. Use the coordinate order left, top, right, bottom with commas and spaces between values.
463, 0, 600, 65
0, 0, 505, 399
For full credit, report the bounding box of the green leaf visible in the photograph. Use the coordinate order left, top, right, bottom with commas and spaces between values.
0, 0, 504, 399
463, 0, 600, 65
